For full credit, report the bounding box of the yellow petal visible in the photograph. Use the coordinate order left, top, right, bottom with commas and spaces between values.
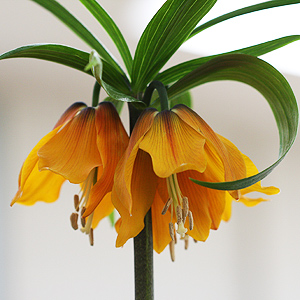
12, 165, 65, 206
91, 192, 114, 229
84, 102, 129, 217
38, 107, 102, 183
174, 104, 246, 199
113, 150, 158, 248
113, 108, 157, 214
139, 110, 207, 178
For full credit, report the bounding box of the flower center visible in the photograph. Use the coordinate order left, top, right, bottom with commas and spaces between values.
162, 174, 194, 261
69, 168, 97, 246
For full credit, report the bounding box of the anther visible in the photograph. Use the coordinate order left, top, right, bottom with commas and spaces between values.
188, 210, 194, 231
169, 222, 175, 241
74, 194, 80, 212
70, 213, 79, 230
176, 206, 183, 224
184, 235, 189, 250
89, 228, 94, 246
162, 198, 173, 215
81, 206, 86, 227
169, 240, 175, 262
182, 197, 189, 223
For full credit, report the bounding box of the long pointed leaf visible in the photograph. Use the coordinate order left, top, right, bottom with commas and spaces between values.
79, 0, 133, 76
131, 0, 217, 93
31, 0, 125, 77
190, 0, 300, 38
168, 54, 298, 190
0, 44, 130, 94
156, 35, 300, 85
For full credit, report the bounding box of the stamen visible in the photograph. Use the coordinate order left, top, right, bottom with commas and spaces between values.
81, 206, 86, 227
162, 198, 173, 215
182, 197, 189, 223
89, 228, 94, 246
74, 194, 80, 212
70, 213, 79, 230
169, 222, 175, 241
176, 206, 183, 224
169, 240, 175, 262
184, 235, 189, 250
188, 210, 194, 231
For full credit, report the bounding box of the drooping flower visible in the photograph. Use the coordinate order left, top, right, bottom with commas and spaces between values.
12, 101, 129, 244
112, 104, 279, 258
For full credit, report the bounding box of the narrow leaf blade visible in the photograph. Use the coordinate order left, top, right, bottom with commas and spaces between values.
79, 0, 133, 75
157, 35, 300, 85
190, 0, 300, 38
131, 0, 217, 92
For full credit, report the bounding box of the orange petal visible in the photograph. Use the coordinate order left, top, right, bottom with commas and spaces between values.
91, 192, 114, 229
174, 104, 246, 199
113, 150, 158, 248
113, 108, 157, 214
53, 102, 87, 129
177, 169, 226, 240
84, 102, 129, 217
152, 181, 172, 253
139, 110, 207, 178
38, 107, 102, 183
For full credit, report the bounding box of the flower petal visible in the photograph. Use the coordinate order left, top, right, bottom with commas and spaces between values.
91, 192, 114, 229
38, 107, 102, 183
113, 108, 157, 213
177, 169, 226, 241
152, 179, 172, 253
139, 110, 207, 178
113, 150, 158, 248
174, 104, 246, 199
84, 102, 129, 217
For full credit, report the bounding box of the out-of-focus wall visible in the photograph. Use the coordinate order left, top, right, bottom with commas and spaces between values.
1, 1, 299, 299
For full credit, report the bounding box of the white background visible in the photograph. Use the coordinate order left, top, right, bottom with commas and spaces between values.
1, 1, 300, 299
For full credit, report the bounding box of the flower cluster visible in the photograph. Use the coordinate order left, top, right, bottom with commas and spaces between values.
12, 102, 279, 256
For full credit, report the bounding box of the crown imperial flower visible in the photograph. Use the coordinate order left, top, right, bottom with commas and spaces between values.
12, 101, 129, 244
112, 104, 279, 258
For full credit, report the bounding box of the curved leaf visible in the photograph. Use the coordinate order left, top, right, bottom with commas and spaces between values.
0, 44, 130, 94
31, 0, 125, 77
156, 35, 300, 85
190, 0, 300, 38
131, 0, 217, 93
168, 54, 298, 190
79, 0, 133, 75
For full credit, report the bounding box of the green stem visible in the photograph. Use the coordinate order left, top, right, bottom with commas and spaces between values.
143, 80, 169, 111
128, 102, 154, 300
92, 81, 101, 107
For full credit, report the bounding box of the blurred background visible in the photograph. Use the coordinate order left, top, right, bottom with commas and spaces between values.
1, 1, 299, 299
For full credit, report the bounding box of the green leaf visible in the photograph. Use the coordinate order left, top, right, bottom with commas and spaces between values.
0, 44, 130, 94
156, 35, 300, 85
168, 54, 298, 190
108, 211, 115, 227
31, 0, 125, 77
190, 0, 300, 38
79, 0, 133, 76
131, 0, 217, 93
86, 51, 145, 109
170, 91, 193, 108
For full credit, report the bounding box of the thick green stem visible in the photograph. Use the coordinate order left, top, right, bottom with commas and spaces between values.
134, 209, 153, 300
128, 102, 154, 300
